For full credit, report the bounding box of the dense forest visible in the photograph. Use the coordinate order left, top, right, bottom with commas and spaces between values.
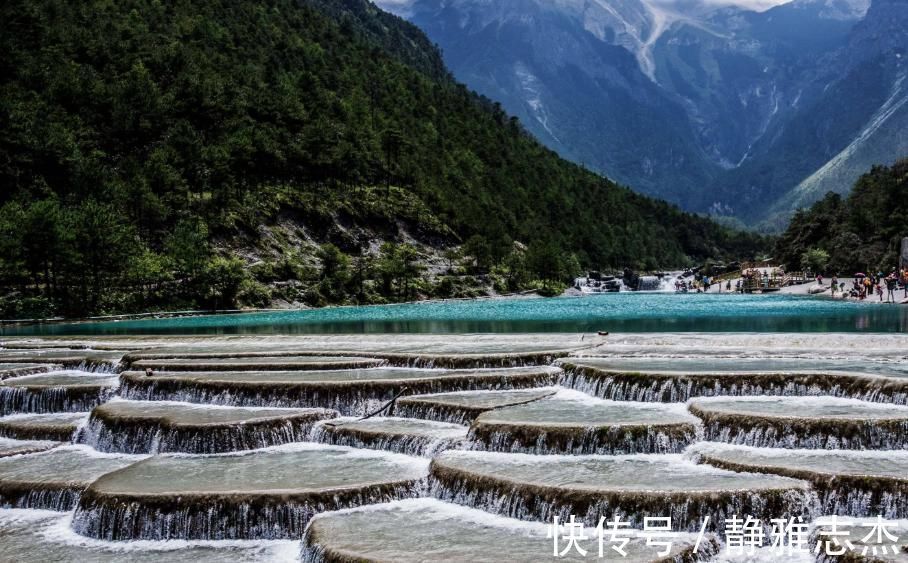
775, 159, 907, 275
0, 0, 765, 319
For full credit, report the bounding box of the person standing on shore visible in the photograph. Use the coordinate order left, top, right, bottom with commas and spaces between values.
886, 274, 897, 303
831, 275, 838, 297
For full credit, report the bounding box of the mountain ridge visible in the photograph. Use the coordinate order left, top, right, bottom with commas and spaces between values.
379, 0, 906, 226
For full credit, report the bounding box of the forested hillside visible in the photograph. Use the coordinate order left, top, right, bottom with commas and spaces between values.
0, 0, 763, 318
775, 159, 908, 274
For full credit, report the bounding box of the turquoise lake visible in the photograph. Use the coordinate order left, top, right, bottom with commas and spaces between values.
3, 293, 907, 335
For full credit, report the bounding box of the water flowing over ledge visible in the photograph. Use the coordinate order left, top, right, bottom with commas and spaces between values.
0, 445, 144, 510
310, 417, 466, 457
691, 443, 908, 519
0, 372, 119, 416
0, 508, 300, 562
0, 349, 126, 372
129, 356, 385, 372
0, 364, 58, 381
2, 332, 908, 557
688, 396, 908, 449
119, 366, 562, 417
429, 450, 814, 532
0, 437, 59, 458
0, 412, 88, 441
392, 388, 559, 425
77, 400, 338, 454
301, 498, 721, 562
466, 389, 698, 455
72, 443, 429, 540
560, 361, 908, 405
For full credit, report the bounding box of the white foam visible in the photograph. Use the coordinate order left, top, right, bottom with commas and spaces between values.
688, 441, 908, 461
0, 508, 298, 560
552, 387, 697, 419
318, 416, 465, 432
688, 394, 908, 411
25, 443, 149, 462
156, 440, 431, 474
99, 397, 322, 413
0, 436, 59, 449
406, 386, 559, 399
714, 545, 815, 563
0, 412, 90, 422
310, 497, 705, 542
438, 449, 753, 475
2, 370, 118, 382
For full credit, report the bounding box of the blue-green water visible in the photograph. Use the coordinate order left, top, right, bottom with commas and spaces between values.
3, 293, 907, 335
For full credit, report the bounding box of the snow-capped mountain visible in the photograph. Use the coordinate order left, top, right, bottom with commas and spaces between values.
376, 0, 904, 226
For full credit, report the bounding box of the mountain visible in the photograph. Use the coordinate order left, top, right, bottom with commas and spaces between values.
0, 0, 762, 318
742, 0, 908, 227
379, 0, 907, 225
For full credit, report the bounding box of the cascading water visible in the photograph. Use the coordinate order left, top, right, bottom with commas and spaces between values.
467, 425, 697, 456
690, 443, 908, 519
71, 443, 430, 541
0, 508, 301, 561
688, 396, 908, 450
0, 412, 88, 442
300, 498, 722, 562
391, 388, 558, 425
560, 363, 908, 405
77, 408, 336, 454
428, 451, 816, 533
0, 445, 144, 510
0, 373, 119, 416
465, 390, 699, 455
118, 376, 389, 417
119, 367, 560, 417
309, 417, 466, 457
5, 335, 908, 557
74, 483, 427, 541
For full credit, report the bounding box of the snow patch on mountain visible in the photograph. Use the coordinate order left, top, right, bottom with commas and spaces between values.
514, 62, 562, 143
791, 0, 871, 20
374, 0, 418, 17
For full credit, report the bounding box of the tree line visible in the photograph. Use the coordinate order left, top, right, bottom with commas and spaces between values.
0, 0, 765, 318
775, 159, 908, 275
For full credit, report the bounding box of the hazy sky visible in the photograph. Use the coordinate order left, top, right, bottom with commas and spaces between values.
376, 0, 795, 13
666, 0, 793, 10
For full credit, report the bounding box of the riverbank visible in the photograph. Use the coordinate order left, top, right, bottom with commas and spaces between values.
0, 290, 551, 328
778, 277, 908, 304
707, 275, 908, 304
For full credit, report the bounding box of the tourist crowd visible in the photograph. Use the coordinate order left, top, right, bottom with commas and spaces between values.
827, 269, 908, 302
672, 267, 908, 302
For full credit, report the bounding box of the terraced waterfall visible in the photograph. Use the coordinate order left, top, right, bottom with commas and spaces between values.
1, 333, 907, 561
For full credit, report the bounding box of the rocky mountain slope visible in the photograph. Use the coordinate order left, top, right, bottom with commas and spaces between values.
379, 0, 906, 226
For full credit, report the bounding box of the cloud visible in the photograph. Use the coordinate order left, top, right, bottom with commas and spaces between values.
373, 0, 417, 16
647, 0, 792, 11
376, 0, 794, 16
